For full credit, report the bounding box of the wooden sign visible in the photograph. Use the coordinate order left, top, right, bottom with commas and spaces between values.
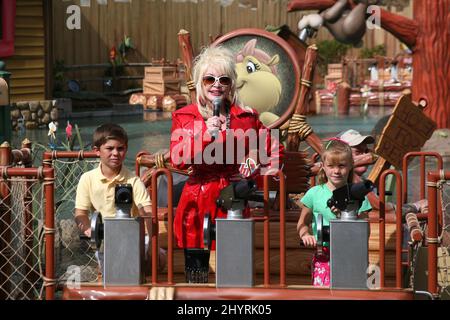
0, 78, 8, 105
375, 94, 436, 169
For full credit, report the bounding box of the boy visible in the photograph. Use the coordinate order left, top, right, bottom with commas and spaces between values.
74, 123, 166, 270
338, 129, 428, 215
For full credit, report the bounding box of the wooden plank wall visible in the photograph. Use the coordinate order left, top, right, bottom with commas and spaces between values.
51, 1, 412, 91
0, 1, 412, 101
52, 0, 306, 65
3, 0, 46, 103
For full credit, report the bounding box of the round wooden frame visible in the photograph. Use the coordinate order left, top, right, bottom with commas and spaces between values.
212, 28, 301, 129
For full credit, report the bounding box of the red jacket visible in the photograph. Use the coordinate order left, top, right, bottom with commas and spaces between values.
170, 103, 283, 249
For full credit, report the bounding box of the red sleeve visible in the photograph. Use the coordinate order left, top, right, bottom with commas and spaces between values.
170, 112, 214, 170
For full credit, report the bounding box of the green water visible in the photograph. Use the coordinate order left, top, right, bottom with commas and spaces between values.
11, 111, 382, 169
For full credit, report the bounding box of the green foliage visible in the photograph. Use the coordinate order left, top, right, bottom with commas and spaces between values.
317, 40, 352, 64
105, 36, 135, 77
53, 59, 67, 93
119, 36, 135, 59
359, 44, 386, 59
379, 0, 410, 11
316, 39, 352, 76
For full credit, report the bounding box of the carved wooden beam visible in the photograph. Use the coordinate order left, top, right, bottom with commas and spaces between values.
287, 44, 324, 155
287, 0, 337, 11
379, 9, 418, 48
178, 29, 197, 104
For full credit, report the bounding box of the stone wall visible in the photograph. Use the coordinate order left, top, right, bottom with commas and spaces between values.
10, 100, 59, 130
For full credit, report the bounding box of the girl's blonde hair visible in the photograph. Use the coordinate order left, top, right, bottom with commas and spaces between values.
317, 139, 354, 185
192, 46, 247, 118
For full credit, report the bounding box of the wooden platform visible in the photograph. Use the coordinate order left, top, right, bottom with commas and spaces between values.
63, 284, 413, 300
149, 208, 401, 287
62, 208, 407, 300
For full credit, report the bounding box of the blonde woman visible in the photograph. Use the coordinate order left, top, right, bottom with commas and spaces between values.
170, 46, 283, 283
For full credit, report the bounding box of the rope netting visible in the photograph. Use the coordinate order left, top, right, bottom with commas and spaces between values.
1, 151, 100, 299
0, 176, 43, 299
437, 178, 450, 292
50, 157, 100, 287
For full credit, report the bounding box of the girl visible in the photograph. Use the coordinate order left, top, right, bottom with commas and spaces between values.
297, 139, 371, 287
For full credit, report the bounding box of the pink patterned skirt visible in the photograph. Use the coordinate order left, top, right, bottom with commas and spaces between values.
312, 246, 330, 287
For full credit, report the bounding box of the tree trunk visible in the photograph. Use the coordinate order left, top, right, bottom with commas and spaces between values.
412, 0, 450, 129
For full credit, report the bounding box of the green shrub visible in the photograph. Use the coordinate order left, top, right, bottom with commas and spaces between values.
316, 40, 352, 76
360, 44, 386, 59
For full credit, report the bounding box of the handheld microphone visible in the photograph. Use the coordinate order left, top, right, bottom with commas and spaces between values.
211, 97, 222, 139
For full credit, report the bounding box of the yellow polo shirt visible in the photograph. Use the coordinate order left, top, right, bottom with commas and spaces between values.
75, 164, 151, 218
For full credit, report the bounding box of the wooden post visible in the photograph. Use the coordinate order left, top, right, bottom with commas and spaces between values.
337, 81, 351, 115
42, 154, 55, 300
342, 58, 349, 85
21, 139, 38, 298
0, 141, 12, 299
178, 30, 196, 104
287, 45, 323, 154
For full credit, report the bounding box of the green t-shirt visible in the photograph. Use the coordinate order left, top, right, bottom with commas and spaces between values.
300, 184, 372, 240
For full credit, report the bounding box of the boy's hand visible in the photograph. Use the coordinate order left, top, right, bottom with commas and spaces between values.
301, 234, 317, 248
75, 211, 92, 238
83, 227, 92, 238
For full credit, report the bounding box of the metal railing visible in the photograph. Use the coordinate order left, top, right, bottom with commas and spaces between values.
1, 141, 55, 299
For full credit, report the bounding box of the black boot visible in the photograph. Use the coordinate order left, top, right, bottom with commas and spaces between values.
184, 249, 210, 283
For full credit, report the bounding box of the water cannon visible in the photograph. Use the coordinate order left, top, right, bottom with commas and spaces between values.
204, 179, 260, 250
215, 179, 264, 217
316, 179, 373, 251
315, 180, 373, 289
89, 184, 135, 249
87, 184, 145, 286
326, 179, 374, 220
204, 179, 265, 287
114, 184, 133, 217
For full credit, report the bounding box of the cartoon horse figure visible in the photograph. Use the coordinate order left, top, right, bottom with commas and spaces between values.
235, 39, 282, 115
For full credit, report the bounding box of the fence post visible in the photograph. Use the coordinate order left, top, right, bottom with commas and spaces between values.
0, 76, 12, 144
22, 139, 39, 297
425, 171, 450, 297
42, 153, 56, 300
0, 141, 12, 298
337, 81, 351, 115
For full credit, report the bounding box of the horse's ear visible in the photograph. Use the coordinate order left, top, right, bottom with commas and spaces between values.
267, 54, 280, 66
241, 38, 257, 56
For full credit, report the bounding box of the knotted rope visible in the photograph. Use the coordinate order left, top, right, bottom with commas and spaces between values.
288, 114, 313, 140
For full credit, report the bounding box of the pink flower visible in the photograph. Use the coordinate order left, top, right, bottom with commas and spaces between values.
326, 81, 338, 95
65, 121, 73, 140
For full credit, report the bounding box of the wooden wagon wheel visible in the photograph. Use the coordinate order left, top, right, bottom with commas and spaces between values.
211, 28, 323, 154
